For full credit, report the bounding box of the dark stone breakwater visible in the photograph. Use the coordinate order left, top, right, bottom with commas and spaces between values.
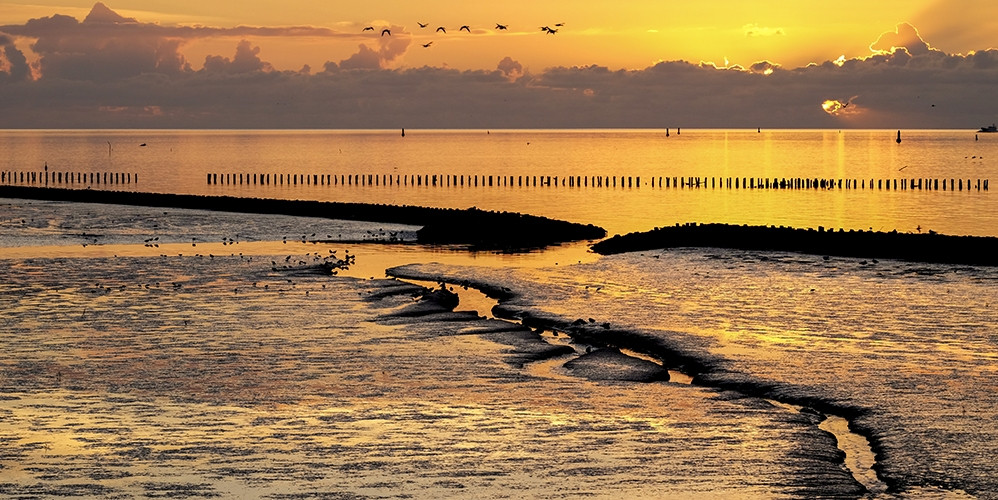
592, 223, 998, 266
0, 186, 606, 250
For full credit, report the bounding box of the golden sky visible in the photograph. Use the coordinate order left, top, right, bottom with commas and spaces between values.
2, 1, 997, 128
3, 0, 997, 73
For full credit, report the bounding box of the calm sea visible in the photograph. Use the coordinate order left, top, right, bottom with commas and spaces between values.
1, 129, 997, 498
2, 129, 996, 236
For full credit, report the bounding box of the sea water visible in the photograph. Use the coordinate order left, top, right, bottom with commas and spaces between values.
1, 130, 997, 498
2, 129, 996, 236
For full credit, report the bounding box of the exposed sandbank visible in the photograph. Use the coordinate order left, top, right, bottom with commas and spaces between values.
592, 222, 998, 266
0, 186, 606, 250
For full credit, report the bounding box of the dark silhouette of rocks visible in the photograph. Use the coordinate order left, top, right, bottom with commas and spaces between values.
0, 186, 605, 250
592, 222, 998, 266
415, 206, 605, 249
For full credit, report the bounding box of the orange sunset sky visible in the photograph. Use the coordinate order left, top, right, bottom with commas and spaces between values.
1, 1, 997, 128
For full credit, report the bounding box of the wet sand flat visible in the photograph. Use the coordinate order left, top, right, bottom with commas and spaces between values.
1, 236, 862, 498
396, 250, 998, 497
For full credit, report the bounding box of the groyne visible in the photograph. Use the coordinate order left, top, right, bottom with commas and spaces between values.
200, 172, 989, 192
0, 185, 605, 250
2, 169, 988, 192
591, 223, 998, 266
1, 170, 137, 186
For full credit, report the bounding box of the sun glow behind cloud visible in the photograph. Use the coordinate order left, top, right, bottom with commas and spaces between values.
821, 96, 861, 117
2, 1, 998, 129
822, 100, 846, 114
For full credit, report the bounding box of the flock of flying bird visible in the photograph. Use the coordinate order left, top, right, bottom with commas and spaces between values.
362, 22, 565, 47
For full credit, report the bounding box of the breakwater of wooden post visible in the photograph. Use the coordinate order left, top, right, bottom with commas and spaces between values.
592, 222, 998, 266
1, 169, 138, 186
203, 172, 990, 192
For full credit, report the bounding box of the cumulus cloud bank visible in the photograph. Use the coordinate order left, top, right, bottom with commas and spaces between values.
1, 5, 997, 128
331, 25, 411, 71
870, 22, 932, 56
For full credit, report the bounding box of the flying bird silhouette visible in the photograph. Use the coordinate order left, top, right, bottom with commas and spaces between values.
422, 41, 433, 48
495, 23, 508, 30
436, 26, 446, 33
459, 25, 471, 32
362, 26, 374, 31
381, 28, 391, 36
418, 22, 428, 28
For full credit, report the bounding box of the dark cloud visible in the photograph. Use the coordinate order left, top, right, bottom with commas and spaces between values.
0, 32, 31, 82
203, 40, 273, 73
1, 6, 997, 129
335, 26, 410, 70
3, 6, 193, 81
83, 2, 137, 24
497, 56, 524, 80
3, 46, 997, 129
749, 60, 779, 74
338, 44, 381, 70
0, 3, 366, 81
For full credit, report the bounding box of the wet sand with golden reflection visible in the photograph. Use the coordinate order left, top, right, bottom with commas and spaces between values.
0, 200, 868, 498
4, 198, 998, 498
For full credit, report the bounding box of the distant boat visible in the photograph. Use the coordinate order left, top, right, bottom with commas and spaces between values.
979, 124, 997, 133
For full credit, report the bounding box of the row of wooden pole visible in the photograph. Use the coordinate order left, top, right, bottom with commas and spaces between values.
1, 171, 138, 185
206, 173, 990, 192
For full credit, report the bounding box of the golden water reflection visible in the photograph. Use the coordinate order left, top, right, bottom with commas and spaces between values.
0, 242, 865, 497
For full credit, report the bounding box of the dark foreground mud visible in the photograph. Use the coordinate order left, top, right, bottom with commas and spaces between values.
592, 222, 998, 266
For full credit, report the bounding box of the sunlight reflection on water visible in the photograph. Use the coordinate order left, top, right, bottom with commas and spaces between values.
1, 248, 861, 498
402, 247, 998, 496
1, 166, 996, 496
3, 129, 996, 236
